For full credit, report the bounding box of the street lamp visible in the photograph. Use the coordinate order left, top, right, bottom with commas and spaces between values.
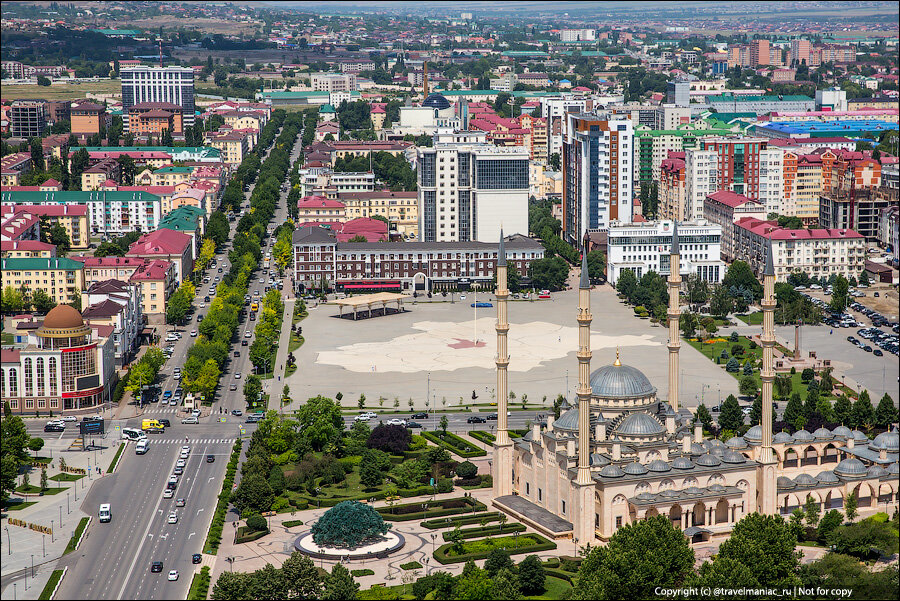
51, 520, 54, 543
5, 526, 11, 555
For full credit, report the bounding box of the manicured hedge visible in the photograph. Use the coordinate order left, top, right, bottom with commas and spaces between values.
38, 569, 64, 600
421, 431, 486, 458
422, 512, 502, 529
441, 522, 526, 541
64, 517, 90, 555
377, 497, 486, 522
433, 533, 556, 564
294, 483, 436, 508
399, 561, 422, 571
543, 568, 576, 584
468, 429, 528, 444
187, 566, 212, 600
282, 519, 304, 528
351, 569, 375, 577
204, 439, 243, 554
235, 526, 269, 544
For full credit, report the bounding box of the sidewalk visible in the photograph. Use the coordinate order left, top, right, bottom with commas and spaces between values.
265, 297, 296, 408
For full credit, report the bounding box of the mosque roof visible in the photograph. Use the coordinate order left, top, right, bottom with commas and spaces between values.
590, 361, 657, 399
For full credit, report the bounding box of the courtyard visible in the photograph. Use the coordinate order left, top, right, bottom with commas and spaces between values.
285, 286, 741, 412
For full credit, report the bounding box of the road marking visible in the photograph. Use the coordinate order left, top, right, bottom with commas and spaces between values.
196, 507, 204, 516
188, 532, 195, 540
116, 463, 170, 599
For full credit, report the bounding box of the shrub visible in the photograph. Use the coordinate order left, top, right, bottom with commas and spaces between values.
455, 461, 478, 479
518, 555, 546, 595
436, 478, 453, 494
367, 424, 412, 454
351, 569, 375, 577
246, 514, 268, 532
312, 500, 389, 548
400, 561, 423, 571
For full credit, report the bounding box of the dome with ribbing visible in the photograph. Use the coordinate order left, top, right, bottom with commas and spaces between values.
658, 489, 681, 499
709, 446, 726, 457
615, 412, 664, 437
623, 462, 648, 475
599, 465, 624, 478
682, 486, 703, 496
422, 93, 451, 110
831, 425, 852, 439
813, 427, 833, 440
554, 407, 580, 432
635, 492, 655, 502
816, 471, 839, 484
745, 425, 762, 443
777, 476, 796, 489
888, 463, 900, 475
851, 430, 868, 443
773, 431, 794, 444
690, 442, 706, 455
793, 429, 814, 442
793, 473, 817, 487
590, 363, 656, 399
867, 465, 888, 478
834, 457, 867, 478
695, 454, 721, 467
647, 460, 671, 472
672, 457, 694, 470
725, 436, 748, 449
870, 431, 899, 452
707, 483, 726, 493
590, 453, 609, 467
722, 451, 746, 464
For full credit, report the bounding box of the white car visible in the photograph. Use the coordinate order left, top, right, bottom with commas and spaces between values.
165, 334, 178, 342
168, 570, 179, 581
386, 418, 407, 427
61, 415, 78, 422
190, 330, 198, 337
176, 459, 186, 468
244, 331, 252, 338
191, 409, 201, 417
181, 416, 199, 424
163, 489, 174, 499
234, 372, 242, 379
353, 415, 371, 422
173, 373, 181, 381
180, 446, 190, 456
168, 512, 178, 524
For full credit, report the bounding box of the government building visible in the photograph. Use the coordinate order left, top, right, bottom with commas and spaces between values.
489, 225, 898, 545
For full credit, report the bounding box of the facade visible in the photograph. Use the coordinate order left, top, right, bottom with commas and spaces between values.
310, 73, 358, 92
703, 191, 767, 261
127, 102, 184, 135
1, 153, 32, 187
296, 196, 347, 224
819, 188, 899, 242
877, 205, 899, 252
707, 94, 814, 116
81, 157, 121, 191
0, 205, 90, 250
606, 220, 725, 284
339, 191, 419, 238
121, 66, 195, 130
81, 279, 143, 365
70, 101, 108, 136
0, 190, 161, 235
10, 101, 48, 138
76, 256, 176, 318
542, 96, 590, 157
0, 257, 85, 305
497, 230, 898, 546
733, 217, 866, 280
659, 156, 687, 222
126, 229, 194, 282
0, 305, 115, 414
666, 80, 690, 107
292, 226, 544, 292
417, 142, 529, 243
0, 240, 56, 259
203, 130, 251, 165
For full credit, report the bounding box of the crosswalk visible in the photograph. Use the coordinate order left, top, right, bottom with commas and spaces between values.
136, 437, 236, 445
142, 408, 182, 414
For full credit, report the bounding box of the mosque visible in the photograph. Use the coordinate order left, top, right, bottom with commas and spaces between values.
489, 225, 899, 545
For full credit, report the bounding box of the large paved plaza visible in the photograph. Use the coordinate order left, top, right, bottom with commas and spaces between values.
286, 286, 741, 411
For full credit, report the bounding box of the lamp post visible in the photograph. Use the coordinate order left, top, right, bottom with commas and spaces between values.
42, 533, 45, 558
5, 526, 11, 555
424, 555, 430, 576
51, 520, 54, 543
430, 533, 436, 556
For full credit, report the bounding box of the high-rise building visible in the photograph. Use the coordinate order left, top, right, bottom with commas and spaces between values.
10, 100, 48, 138
666, 80, 690, 107
561, 113, 634, 244
121, 66, 195, 131
790, 39, 811, 66
417, 141, 529, 243
750, 39, 770, 67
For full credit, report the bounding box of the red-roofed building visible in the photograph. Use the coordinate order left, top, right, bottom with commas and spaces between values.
126, 229, 193, 281
0, 152, 31, 187
0, 204, 90, 249
659, 155, 687, 221
733, 216, 866, 279
703, 191, 767, 260
297, 195, 347, 224
0, 239, 57, 259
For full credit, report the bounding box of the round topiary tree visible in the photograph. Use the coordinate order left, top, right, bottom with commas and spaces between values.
311, 500, 390, 549
455, 461, 478, 479
246, 514, 268, 532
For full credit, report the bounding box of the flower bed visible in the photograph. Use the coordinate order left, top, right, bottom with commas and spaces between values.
433, 533, 556, 564
441, 523, 526, 541
377, 496, 486, 522
421, 431, 486, 458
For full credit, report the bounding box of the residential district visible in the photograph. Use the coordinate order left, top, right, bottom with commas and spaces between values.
0, 1, 898, 600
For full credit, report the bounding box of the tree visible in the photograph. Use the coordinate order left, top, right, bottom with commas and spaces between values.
830, 274, 849, 312
493, 568, 521, 601
211, 571, 253, 600
817, 509, 843, 542
230, 473, 275, 514
323, 563, 359, 600
268, 465, 286, 496
804, 494, 820, 530
207, 212, 230, 249
844, 491, 858, 523
549, 152, 561, 171
359, 458, 384, 488
712, 513, 801, 588
1, 286, 26, 313
484, 548, 514, 578
874, 393, 897, 428
784, 393, 804, 427
719, 394, 743, 431
850, 390, 875, 429
750, 395, 762, 426
833, 395, 852, 425
311, 501, 389, 548
709, 285, 733, 318
679, 312, 698, 338
246, 514, 269, 532
27, 437, 44, 454
49, 222, 71, 256
738, 376, 758, 398
518, 555, 546, 595
30, 289, 56, 314
117, 155, 136, 186
722, 260, 762, 301
249, 563, 288, 601
529, 257, 569, 291
243, 375, 263, 407
696, 404, 713, 431
455, 461, 478, 479
37, 75, 51, 86
280, 552, 323, 600
585, 249, 605, 281
366, 424, 411, 454
439, 414, 449, 437
570, 515, 694, 600
455, 561, 495, 600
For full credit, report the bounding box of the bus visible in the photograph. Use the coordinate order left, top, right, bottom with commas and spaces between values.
122, 428, 146, 442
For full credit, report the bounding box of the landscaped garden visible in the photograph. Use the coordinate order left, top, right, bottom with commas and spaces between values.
434, 533, 557, 564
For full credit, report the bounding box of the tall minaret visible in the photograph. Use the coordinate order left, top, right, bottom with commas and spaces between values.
667, 221, 682, 412
757, 240, 778, 515
574, 245, 594, 546
493, 231, 513, 499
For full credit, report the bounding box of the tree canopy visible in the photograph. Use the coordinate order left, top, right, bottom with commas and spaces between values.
311, 500, 390, 548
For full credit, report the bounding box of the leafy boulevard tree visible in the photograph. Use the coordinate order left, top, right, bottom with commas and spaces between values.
850, 390, 875, 429
719, 394, 743, 432
830, 274, 850, 312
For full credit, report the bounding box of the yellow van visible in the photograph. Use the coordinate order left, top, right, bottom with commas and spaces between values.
141, 419, 164, 432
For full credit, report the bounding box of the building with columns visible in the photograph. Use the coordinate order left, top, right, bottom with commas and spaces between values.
493, 228, 899, 545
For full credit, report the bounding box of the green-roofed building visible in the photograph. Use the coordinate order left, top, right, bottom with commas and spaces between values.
634, 126, 744, 185
707, 93, 814, 115
501, 50, 550, 58
91, 29, 140, 37
77, 146, 221, 162
0, 190, 163, 235
160, 206, 206, 249
1, 257, 85, 305
154, 166, 193, 175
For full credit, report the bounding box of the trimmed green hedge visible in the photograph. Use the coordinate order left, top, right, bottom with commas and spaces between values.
64, 517, 90, 555
377, 497, 486, 522
468, 430, 528, 444
204, 439, 242, 554
187, 566, 212, 600
422, 512, 502, 529
351, 568, 375, 577
282, 519, 304, 528
399, 561, 422, 571
107, 443, 125, 473
441, 523, 526, 541
294, 482, 435, 509
433, 533, 556, 564
38, 569, 65, 600
421, 431, 486, 458
235, 526, 269, 544
543, 568, 576, 584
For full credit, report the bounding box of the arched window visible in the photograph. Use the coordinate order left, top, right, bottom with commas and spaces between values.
24, 359, 33, 397
0, 368, 5, 398
36, 358, 45, 397
49, 358, 58, 396
8, 368, 18, 397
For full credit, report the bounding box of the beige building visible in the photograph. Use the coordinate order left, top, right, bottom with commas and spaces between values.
204, 132, 250, 165
0, 240, 57, 259
129, 259, 178, 317
703, 191, 767, 261
1, 257, 84, 305
529, 164, 563, 200
81, 157, 120, 191
339, 191, 419, 237
296, 196, 347, 224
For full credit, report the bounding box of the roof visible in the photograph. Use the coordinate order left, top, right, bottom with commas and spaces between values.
0, 257, 84, 271
734, 217, 865, 241
82, 299, 126, 319
298, 195, 345, 209
590, 362, 657, 399
0, 239, 56, 252
332, 292, 411, 308
126, 229, 192, 256
129, 259, 172, 281
706, 190, 763, 208
42, 304, 84, 329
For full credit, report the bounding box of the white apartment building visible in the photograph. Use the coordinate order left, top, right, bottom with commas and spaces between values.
417, 143, 529, 243
310, 73, 358, 92
0, 190, 162, 235
541, 96, 589, 158
121, 66, 195, 129
606, 219, 726, 285
560, 29, 596, 42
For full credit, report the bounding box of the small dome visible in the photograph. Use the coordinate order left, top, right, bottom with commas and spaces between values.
599, 465, 624, 478
635, 492, 655, 502
831, 425, 852, 439
707, 483, 726, 493
672, 457, 694, 469
725, 436, 748, 449
647, 460, 671, 472
42, 304, 85, 329
851, 430, 868, 443
888, 463, 900, 475
554, 407, 580, 431
871, 431, 899, 452
745, 425, 762, 443
773, 431, 794, 444
706, 439, 726, 447
695, 454, 721, 467
816, 471, 839, 483
615, 412, 664, 437
777, 476, 796, 489
682, 486, 703, 495
422, 93, 451, 110
709, 446, 726, 457
590, 363, 657, 399
590, 453, 609, 467
793, 473, 817, 487
793, 429, 814, 442
658, 489, 681, 498
623, 461, 648, 475
834, 457, 867, 478
867, 465, 888, 478
690, 442, 706, 455
813, 427, 833, 440
722, 451, 746, 464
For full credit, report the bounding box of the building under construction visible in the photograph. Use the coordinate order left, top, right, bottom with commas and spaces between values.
819, 187, 899, 241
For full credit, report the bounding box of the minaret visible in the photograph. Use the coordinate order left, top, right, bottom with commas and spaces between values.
757, 240, 778, 515
574, 244, 594, 546
667, 221, 682, 412
493, 231, 514, 499
423, 61, 429, 98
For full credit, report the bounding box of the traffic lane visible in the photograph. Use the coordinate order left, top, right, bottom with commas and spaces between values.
55, 442, 174, 600
341, 411, 546, 429
122, 440, 229, 601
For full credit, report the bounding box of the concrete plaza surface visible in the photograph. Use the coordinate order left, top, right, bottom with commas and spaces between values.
286, 286, 741, 412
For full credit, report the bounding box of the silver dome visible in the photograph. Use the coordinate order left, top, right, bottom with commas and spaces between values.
745, 425, 762, 443
813, 427, 833, 440
590, 453, 610, 467
871, 431, 899, 452
888, 462, 899, 474
773, 431, 794, 444
793, 473, 817, 487
690, 442, 706, 455
851, 430, 868, 443
834, 457, 867, 478
707, 439, 726, 447
658, 489, 681, 498
553, 407, 580, 431
707, 483, 726, 493
725, 436, 748, 449
722, 451, 746, 464
831, 425, 852, 439
867, 465, 888, 478
599, 465, 624, 478
672, 456, 694, 469
635, 492, 655, 502
695, 454, 721, 467
590, 363, 657, 399
709, 446, 726, 457
793, 429, 814, 442
682, 486, 703, 495
816, 470, 839, 483
777, 476, 796, 489
615, 412, 664, 437
623, 461, 648, 475
647, 460, 671, 472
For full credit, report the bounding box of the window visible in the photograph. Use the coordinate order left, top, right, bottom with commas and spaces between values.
561, 500, 566, 515
538, 488, 542, 501
616, 516, 623, 529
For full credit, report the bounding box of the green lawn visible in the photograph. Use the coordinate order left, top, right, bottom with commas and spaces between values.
1, 332, 14, 345
525, 576, 573, 600
736, 312, 764, 325
288, 333, 304, 353
50, 473, 85, 482
38, 569, 65, 601
2, 500, 37, 511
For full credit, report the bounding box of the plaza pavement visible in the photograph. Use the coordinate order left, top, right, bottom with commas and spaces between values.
284, 285, 741, 414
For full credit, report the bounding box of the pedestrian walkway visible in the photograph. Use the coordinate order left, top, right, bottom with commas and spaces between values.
265, 297, 295, 406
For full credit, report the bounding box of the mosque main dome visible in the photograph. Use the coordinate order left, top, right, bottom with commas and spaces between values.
590, 362, 656, 399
